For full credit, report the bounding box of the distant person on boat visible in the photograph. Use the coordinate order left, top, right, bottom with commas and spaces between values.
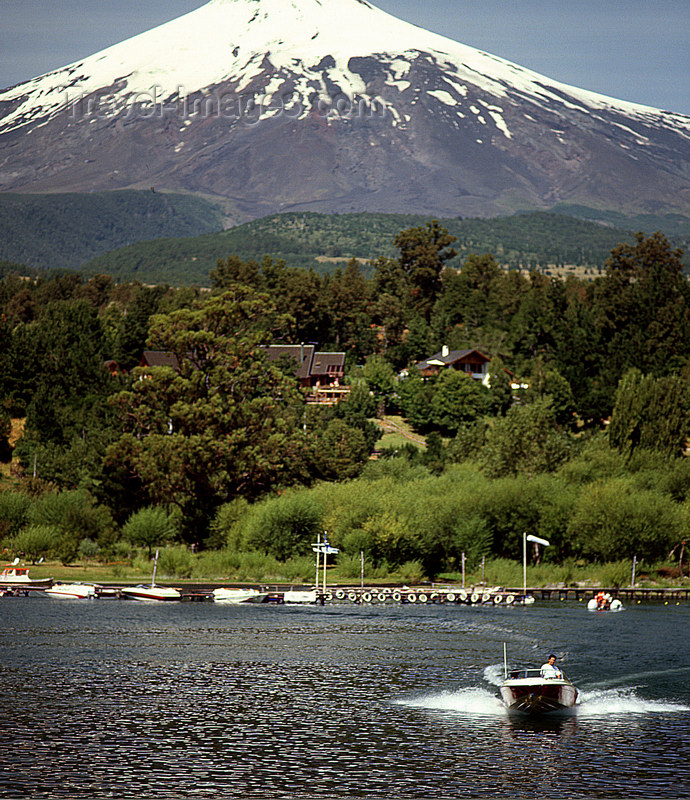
540, 654, 563, 679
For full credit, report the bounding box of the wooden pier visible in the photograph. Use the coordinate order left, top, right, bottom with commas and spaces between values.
19, 582, 688, 605
515, 586, 690, 603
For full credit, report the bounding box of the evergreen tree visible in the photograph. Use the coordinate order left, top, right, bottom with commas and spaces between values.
394, 220, 457, 322
106, 288, 310, 543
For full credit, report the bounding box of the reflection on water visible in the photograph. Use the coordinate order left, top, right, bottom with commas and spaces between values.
0, 597, 689, 798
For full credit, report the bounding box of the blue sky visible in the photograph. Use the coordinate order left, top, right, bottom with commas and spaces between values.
2, 0, 688, 114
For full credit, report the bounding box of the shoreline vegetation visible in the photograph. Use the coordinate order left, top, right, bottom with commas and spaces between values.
16, 552, 688, 592
1, 226, 690, 586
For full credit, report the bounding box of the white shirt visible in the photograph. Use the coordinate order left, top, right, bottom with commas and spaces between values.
541, 661, 562, 679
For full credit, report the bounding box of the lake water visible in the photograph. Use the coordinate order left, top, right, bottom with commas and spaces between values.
1, 594, 689, 799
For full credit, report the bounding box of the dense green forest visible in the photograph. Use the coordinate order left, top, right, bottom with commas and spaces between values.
84, 210, 650, 285
2, 189, 689, 285
0, 191, 224, 270
1, 221, 689, 585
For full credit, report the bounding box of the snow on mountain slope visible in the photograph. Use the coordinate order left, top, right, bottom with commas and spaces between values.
2, 0, 688, 136
1, 0, 690, 219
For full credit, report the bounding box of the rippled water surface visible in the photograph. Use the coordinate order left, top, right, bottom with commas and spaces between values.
1, 595, 689, 798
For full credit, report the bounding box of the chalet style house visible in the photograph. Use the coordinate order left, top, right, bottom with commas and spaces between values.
139, 345, 347, 405
415, 346, 491, 384
139, 351, 182, 370
263, 344, 348, 404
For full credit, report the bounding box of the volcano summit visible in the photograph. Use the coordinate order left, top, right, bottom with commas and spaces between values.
1, 0, 689, 219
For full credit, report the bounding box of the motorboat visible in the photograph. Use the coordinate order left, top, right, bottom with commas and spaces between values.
120, 549, 182, 602
500, 667, 578, 714
587, 592, 623, 612
44, 582, 97, 599
0, 563, 53, 590
122, 584, 182, 601
283, 588, 317, 604
212, 587, 268, 604
499, 646, 579, 714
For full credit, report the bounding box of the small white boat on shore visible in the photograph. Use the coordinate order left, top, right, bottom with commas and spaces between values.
120, 550, 182, 602
212, 587, 268, 604
45, 582, 97, 599
0, 562, 53, 590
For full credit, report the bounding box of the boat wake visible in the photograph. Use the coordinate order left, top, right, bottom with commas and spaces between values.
395, 685, 689, 719
396, 663, 690, 719
395, 688, 506, 716
576, 687, 690, 716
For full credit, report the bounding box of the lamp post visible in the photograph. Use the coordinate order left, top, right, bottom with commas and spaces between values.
312, 532, 339, 596
523, 533, 550, 599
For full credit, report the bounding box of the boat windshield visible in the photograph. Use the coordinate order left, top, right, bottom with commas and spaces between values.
506, 668, 569, 681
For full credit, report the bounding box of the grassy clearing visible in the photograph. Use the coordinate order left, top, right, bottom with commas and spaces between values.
374, 415, 426, 449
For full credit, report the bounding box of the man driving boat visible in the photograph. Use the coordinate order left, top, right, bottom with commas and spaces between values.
540, 654, 563, 679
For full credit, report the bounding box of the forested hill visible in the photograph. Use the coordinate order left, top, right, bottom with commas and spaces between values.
0, 191, 224, 271
2, 189, 688, 285
84, 210, 650, 286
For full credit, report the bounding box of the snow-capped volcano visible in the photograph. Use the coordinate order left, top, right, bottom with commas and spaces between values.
2, 0, 690, 219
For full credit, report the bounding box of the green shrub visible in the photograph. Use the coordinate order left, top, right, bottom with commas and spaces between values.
0, 491, 30, 538
158, 546, 193, 579
600, 560, 634, 588
122, 506, 178, 558
11, 525, 60, 562
395, 560, 426, 583
244, 492, 323, 560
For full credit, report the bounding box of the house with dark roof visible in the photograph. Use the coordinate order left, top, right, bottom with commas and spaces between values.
138, 346, 348, 404
263, 344, 348, 404
139, 350, 182, 371
415, 346, 490, 384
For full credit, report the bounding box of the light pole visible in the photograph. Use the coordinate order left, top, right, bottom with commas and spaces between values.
312, 532, 339, 595
523, 533, 550, 599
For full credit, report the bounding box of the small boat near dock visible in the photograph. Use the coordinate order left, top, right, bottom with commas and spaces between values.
587, 592, 623, 612
212, 587, 268, 604
0, 562, 53, 591
120, 550, 182, 602
44, 582, 97, 599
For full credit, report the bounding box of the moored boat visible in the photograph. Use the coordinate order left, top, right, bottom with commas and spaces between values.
212, 587, 268, 604
121, 584, 182, 601
0, 563, 53, 590
283, 588, 317, 604
44, 582, 97, 599
120, 549, 182, 602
